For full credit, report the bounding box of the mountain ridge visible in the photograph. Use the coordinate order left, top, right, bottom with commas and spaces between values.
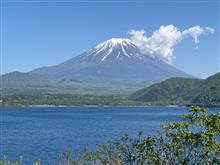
130, 72, 220, 105
0, 71, 57, 89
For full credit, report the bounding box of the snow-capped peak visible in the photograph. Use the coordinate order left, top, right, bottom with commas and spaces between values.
85, 38, 143, 62
96, 38, 135, 49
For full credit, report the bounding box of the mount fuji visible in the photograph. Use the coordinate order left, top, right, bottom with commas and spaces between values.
32, 38, 191, 90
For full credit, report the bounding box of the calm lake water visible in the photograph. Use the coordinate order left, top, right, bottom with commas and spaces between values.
0, 106, 219, 164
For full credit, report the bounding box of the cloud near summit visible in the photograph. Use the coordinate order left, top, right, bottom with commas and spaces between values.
128, 25, 215, 64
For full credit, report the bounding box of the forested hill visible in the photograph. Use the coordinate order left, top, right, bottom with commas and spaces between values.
130, 72, 220, 105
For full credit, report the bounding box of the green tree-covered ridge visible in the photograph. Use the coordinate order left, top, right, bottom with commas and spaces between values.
1, 72, 219, 107
130, 72, 220, 105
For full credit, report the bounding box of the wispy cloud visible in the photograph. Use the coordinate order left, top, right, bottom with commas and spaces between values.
128, 25, 215, 64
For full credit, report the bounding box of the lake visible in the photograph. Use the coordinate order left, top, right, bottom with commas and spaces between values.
0, 106, 219, 164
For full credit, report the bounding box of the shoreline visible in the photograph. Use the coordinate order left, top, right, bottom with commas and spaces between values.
1, 102, 219, 109
0, 104, 186, 109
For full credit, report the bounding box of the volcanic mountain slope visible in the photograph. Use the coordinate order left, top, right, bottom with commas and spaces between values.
32, 38, 191, 89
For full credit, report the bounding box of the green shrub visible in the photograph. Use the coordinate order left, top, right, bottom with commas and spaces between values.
2, 106, 220, 164
0, 156, 23, 165
59, 106, 220, 165
0, 156, 40, 165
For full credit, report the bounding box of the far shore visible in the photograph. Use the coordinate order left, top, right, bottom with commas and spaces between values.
0, 104, 186, 109
1, 104, 219, 109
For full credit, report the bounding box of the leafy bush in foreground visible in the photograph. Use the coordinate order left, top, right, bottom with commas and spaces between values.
0, 156, 40, 165
1, 106, 220, 165
0, 156, 23, 165
59, 106, 220, 165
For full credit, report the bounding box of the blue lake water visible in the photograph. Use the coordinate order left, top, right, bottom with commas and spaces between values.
0, 106, 219, 164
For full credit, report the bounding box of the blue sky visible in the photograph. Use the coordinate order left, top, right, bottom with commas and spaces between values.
1, 0, 219, 78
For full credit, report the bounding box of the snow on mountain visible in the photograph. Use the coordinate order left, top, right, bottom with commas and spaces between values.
86, 38, 142, 61
68, 38, 145, 65
32, 38, 192, 90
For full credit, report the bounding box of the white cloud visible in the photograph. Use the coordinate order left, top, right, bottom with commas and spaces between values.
182, 25, 215, 46
128, 25, 214, 64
